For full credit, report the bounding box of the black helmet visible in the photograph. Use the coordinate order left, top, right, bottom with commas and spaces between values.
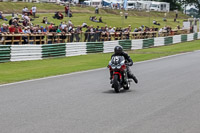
114, 46, 123, 55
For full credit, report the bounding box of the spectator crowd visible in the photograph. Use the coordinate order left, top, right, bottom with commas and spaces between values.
0, 5, 184, 44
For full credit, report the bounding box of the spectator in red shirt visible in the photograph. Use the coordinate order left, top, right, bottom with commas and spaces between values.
65, 5, 69, 17
9, 25, 15, 33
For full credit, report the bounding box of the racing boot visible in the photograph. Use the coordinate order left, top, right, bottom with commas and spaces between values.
128, 74, 138, 84
132, 76, 138, 84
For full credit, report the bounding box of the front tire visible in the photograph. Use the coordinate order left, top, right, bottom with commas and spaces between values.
113, 75, 120, 93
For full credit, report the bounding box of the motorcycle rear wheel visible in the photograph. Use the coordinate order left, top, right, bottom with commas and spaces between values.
113, 75, 120, 93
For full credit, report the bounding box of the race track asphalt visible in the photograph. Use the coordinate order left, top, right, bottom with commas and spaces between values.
0, 51, 200, 133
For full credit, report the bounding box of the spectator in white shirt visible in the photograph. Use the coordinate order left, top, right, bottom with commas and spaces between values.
32, 5, 37, 18
61, 22, 67, 30
24, 13, 30, 22
108, 26, 115, 33
68, 20, 72, 25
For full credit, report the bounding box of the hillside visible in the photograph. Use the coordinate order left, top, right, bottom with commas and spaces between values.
0, 2, 189, 29
0, 2, 188, 19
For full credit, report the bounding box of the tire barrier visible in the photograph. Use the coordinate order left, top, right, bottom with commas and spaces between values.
198, 33, 200, 39
187, 33, 194, 42
143, 38, 154, 48
0, 33, 200, 63
11, 45, 42, 62
119, 40, 132, 51
194, 33, 198, 40
164, 37, 173, 45
66, 42, 87, 57
86, 42, 104, 53
103, 41, 119, 53
0, 45, 11, 63
42, 43, 66, 58
173, 35, 181, 44
154, 37, 165, 47
131, 39, 143, 50
181, 35, 188, 42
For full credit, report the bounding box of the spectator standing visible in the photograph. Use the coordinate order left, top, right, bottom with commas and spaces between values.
163, 13, 167, 21
84, 27, 90, 42
108, 26, 115, 33
1, 23, 8, 33
22, 7, 26, 15
75, 26, 82, 42
95, 6, 99, 14
68, 19, 73, 25
158, 28, 163, 36
124, 12, 128, 19
175, 10, 178, 19
65, 5, 69, 17
133, 28, 138, 32
32, 5, 37, 18
61, 22, 67, 30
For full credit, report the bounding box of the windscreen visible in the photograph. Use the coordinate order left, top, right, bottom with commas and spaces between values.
111, 56, 125, 65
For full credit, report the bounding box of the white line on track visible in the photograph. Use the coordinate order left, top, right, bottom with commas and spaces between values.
0, 50, 199, 87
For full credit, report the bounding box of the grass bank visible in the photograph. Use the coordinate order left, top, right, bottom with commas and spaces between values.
0, 2, 188, 29
1, 13, 185, 31
0, 40, 200, 84
0, 2, 188, 19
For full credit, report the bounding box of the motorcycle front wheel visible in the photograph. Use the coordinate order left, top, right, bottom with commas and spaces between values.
113, 75, 120, 93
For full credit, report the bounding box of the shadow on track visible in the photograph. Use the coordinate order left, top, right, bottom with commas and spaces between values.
102, 89, 134, 94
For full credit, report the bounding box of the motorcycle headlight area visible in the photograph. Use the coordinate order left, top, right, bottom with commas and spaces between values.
117, 66, 121, 69
111, 66, 116, 69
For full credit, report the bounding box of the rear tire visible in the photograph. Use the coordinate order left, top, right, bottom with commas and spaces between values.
113, 75, 120, 93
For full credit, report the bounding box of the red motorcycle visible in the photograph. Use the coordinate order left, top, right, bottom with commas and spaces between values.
108, 56, 131, 93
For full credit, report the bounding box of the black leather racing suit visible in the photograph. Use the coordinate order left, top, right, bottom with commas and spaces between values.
111, 52, 137, 82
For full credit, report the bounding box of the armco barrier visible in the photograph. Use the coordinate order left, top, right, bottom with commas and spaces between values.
119, 40, 132, 50
0, 45, 11, 63
86, 42, 104, 53
66, 42, 87, 57
143, 38, 154, 48
0, 32, 200, 63
42, 43, 66, 58
164, 37, 173, 45
11, 45, 42, 62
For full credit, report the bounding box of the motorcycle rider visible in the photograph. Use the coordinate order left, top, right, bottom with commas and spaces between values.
110, 46, 138, 84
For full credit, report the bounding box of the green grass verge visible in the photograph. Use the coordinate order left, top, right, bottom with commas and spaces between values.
0, 40, 200, 84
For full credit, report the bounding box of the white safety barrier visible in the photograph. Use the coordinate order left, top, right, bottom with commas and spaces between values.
131, 39, 143, 50
173, 35, 181, 44
154, 37, 165, 47
187, 33, 194, 41
66, 42, 87, 57
2, 32, 200, 63
103, 40, 119, 53
11, 45, 42, 61
198, 32, 200, 39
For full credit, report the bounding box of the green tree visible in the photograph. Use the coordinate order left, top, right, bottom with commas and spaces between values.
184, 0, 200, 14
155, 0, 182, 10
